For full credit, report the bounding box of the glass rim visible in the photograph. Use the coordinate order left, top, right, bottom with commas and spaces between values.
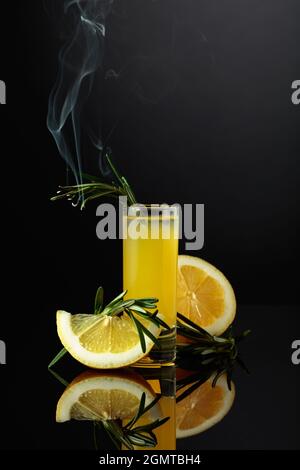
124, 203, 179, 219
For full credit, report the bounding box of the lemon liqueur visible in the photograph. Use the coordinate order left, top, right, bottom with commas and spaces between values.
123, 204, 179, 364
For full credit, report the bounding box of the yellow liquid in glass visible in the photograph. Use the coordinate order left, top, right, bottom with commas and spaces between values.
123, 215, 178, 327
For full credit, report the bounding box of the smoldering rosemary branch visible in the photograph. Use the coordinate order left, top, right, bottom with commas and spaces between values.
51, 151, 137, 209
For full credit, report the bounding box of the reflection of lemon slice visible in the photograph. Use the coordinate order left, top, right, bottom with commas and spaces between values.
57, 311, 161, 369
177, 255, 236, 336
56, 370, 157, 423
176, 374, 235, 438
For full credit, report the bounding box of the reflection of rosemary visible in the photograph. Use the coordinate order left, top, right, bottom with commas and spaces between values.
49, 370, 169, 450
176, 313, 250, 400
48, 287, 169, 368
51, 151, 137, 209
94, 393, 169, 450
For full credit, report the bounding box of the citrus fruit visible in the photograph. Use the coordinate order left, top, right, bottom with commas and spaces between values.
56, 370, 157, 422
56, 311, 161, 369
176, 374, 235, 438
177, 255, 236, 336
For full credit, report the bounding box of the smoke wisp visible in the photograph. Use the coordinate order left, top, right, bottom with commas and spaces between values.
47, 0, 113, 185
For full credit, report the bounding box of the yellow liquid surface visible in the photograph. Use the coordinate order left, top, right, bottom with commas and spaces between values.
123, 216, 178, 327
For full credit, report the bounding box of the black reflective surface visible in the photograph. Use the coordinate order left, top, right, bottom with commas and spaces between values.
0, 306, 299, 450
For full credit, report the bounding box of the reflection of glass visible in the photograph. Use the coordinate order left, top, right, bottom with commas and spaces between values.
54, 367, 176, 450
123, 204, 179, 364
133, 367, 176, 450
176, 369, 235, 438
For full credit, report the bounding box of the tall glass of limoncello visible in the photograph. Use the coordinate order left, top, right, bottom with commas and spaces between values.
123, 204, 179, 364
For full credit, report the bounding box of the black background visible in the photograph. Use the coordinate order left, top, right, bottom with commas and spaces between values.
1, 0, 300, 306
0, 0, 299, 451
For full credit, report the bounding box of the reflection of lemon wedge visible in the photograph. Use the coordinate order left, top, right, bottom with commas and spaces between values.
177, 255, 236, 336
176, 374, 235, 438
57, 311, 161, 369
56, 370, 157, 423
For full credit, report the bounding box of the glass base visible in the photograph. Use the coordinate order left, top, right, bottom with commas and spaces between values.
134, 327, 176, 367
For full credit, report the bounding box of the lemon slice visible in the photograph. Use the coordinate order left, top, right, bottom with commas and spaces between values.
57, 311, 160, 369
56, 370, 157, 422
177, 255, 236, 336
176, 374, 235, 438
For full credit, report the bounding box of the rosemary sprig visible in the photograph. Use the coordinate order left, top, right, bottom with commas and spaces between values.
99, 290, 170, 352
94, 392, 169, 450
48, 287, 169, 368
48, 347, 67, 369
51, 151, 137, 209
176, 312, 251, 398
